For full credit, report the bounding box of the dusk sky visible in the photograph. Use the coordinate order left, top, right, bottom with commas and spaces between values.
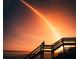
4, 0, 76, 51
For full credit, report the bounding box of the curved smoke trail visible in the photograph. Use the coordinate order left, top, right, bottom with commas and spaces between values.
20, 0, 61, 40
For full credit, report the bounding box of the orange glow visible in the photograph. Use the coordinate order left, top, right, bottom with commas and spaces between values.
4, 0, 76, 51
20, 0, 61, 40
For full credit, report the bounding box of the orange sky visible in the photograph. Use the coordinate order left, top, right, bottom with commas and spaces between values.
4, 0, 76, 51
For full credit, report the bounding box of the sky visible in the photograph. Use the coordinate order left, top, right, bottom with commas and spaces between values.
4, 0, 76, 51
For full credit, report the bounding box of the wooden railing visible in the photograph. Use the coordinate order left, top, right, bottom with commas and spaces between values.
24, 37, 76, 59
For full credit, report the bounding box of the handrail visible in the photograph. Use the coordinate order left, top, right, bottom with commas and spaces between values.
27, 41, 45, 57
25, 37, 76, 59
51, 40, 63, 51
52, 39, 63, 47
28, 45, 41, 56
51, 37, 76, 51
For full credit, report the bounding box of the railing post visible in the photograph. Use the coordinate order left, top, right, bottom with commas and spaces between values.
62, 39, 65, 54
51, 51, 54, 59
40, 41, 45, 59
51, 44, 54, 59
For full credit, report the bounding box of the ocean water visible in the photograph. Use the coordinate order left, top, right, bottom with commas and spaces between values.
3, 51, 30, 59
3, 51, 51, 59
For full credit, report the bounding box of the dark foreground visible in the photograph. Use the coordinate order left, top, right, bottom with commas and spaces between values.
54, 47, 76, 59
4, 47, 76, 59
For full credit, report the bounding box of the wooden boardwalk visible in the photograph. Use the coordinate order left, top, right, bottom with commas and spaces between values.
24, 37, 76, 59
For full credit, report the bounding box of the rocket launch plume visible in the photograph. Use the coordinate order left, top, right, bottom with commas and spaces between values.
20, 0, 61, 40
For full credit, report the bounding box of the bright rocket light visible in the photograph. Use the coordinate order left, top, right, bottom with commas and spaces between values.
20, 0, 61, 40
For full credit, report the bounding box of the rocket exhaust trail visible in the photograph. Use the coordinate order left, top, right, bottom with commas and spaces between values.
20, 0, 61, 40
